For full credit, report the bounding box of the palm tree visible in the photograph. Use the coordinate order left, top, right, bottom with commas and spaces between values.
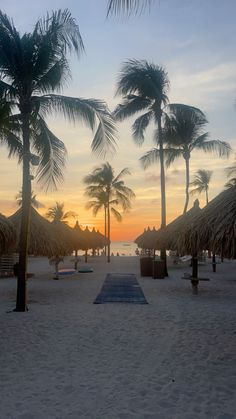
190, 169, 213, 205
46, 202, 77, 224
0, 10, 117, 311
114, 59, 169, 273
225, 157, 236, 188
107, 0, 154, 16
84, 162, 135, 262
158, 104, 230, 213
16, 190, 44, 209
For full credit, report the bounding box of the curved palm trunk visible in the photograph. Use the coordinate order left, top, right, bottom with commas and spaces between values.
183, 156, 190, 214
107, 202, 111, 263
16, 112, 31, 311
157, 114, 168, 276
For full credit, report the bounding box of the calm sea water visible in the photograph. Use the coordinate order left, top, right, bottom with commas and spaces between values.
110, 241, 138, 256
77, 241, 138, 256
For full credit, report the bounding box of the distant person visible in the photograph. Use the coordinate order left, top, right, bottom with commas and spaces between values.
116, 252, 120, 256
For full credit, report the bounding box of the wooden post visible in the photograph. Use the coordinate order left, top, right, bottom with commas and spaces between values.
192, 254, 198, 278
212, 253, 216, 272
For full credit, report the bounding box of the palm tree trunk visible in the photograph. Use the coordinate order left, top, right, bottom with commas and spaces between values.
104, 205, 107, 256
107, 202, 111, 263
16, 111, 31, 311
183, 156, 190, 214
157, 113, 168, 276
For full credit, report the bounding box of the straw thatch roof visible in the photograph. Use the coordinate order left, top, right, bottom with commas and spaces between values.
154, 199, 201, 252
73, 221, 87, 250
0, 213, 16, 255
135, 227, 159, 250
134, 200, 201, 252
9, 207, 72, 257
181, 186, 236, 257
91, 228, 106, 249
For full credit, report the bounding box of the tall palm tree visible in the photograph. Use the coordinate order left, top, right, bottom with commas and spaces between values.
225, 157, 236, 188
107, 0, 154, 16
114, 59, 169, 273
84, 162, 135, 262
142, 104, 231, 214
0, 10, 117, 311
46, 202, 77, 224
190, 169, 213, 205
16, 190, 44, 209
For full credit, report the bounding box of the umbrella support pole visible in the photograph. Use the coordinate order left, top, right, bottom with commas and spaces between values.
212, 253, 216, 272
191, 254, 198, 278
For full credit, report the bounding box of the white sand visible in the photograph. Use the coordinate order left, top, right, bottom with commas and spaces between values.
0, 256, 236, 419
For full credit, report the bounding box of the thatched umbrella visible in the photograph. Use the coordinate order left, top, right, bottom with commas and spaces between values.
9, 207, 71, 257
154, 199, 201, 253
135, 227, 158, 252
80, 226, 93, 262
181, 186, 236, 259
73, 221, 87, 269
90, 228, 105, 255
0, 214, 16, 255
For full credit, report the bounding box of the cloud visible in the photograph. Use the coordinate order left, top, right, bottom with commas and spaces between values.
169, 61, 236, 109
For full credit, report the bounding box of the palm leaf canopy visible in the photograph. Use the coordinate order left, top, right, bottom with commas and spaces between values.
114, 60, 169, 146
163, 104, 231, 163
0, 10, 117, 190
0, 214, 16, 255
180, 186, 236, 258
9, 207, 73, 256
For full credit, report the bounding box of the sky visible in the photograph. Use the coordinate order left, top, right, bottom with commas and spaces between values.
0, 0, 236, 240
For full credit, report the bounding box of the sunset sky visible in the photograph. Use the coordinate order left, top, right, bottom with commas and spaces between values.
0, 0, 236, 240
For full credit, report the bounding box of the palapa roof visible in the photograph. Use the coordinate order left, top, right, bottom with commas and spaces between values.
0, 213, 16, 255
134, 200, 201, 252
9, 207, 72, 257
134, 227, 159, 250
155, 199, 201, 252
181, 186, 236, 257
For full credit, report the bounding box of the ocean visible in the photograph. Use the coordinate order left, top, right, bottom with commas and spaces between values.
110, 241, 138, 256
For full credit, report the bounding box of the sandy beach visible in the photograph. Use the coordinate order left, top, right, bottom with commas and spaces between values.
0, 256, 236, 419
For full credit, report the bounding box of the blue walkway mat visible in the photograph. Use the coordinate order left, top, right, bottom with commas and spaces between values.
94, 273, 148, 304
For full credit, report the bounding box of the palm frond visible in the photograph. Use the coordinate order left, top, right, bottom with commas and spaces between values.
164, 148, 183, 168
113, 95, 152, 122
40, 95, 117, 157
111, 207, 122, 222
33, 57, 71, 95
190, 185, 205, 196
107, 0, 153, 17
132, 110, 153, 146
113, 167, 132, 183
193, 138, 232, 158
139, 147, 160, 169
35, 9, 84, 56
32, 116, 67, 191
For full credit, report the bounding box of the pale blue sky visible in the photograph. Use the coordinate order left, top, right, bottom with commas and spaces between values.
0, 0, 236, 238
